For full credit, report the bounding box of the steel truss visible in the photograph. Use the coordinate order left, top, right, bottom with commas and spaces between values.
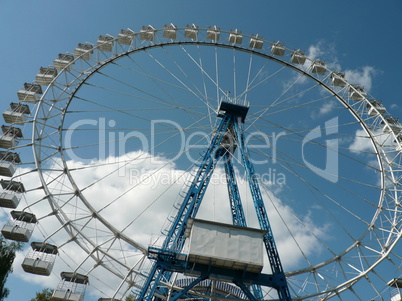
139, 101, 291, 301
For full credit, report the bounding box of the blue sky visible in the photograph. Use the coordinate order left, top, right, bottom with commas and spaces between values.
1, 1, 402, 300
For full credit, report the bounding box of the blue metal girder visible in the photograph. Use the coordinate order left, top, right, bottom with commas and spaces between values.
163, 113, 232, 252
233, 119, 292, 300
223, 153, 247, 227
138, 104, 291, 300
138, 114, 232, 300
234, 281, 259, 301
168, 274, 208, 301
223, 153, 264, 300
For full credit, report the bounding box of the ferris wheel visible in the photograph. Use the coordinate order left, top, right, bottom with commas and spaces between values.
1, 24, 402, 300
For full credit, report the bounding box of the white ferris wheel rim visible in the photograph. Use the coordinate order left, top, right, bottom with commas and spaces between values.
10, 25, 401, 300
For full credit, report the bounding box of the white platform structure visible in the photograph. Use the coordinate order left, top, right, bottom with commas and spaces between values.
52, 272, 89, 301
185, 218, 266, 274
22, 242, 58, 276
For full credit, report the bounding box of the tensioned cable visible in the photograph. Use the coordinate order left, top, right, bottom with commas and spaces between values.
239, 51, 273, 102
250, 145, 387, 276
246, 121, 381, 214
144, 49, 215, 118
80, 80, 205, 118
83, 113, 215, 215
196, 45, 213, 126
157, 45, 217, 125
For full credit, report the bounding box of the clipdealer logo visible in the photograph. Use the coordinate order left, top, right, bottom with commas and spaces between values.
63, 117, 339, 183
302, 117, 339, 183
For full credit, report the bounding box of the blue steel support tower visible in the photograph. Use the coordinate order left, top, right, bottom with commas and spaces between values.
139, 100, 292, 300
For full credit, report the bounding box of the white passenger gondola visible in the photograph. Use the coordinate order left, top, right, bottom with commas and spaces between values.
17, 83, 42, 103
97, 36, 114, 52
206, 26, 220, 41
1, 210, 36, 242
382, 117, 402, 134
0, 192, 21, 208
3, 102, 30, 125
228, 29, 242, 44
0, 125, 23, 149
184, 24, 198, 40
0, 150, 19, 177
249, 34, 263, 49
54, 54, 74, 71
0, 150, 21, 163
3, 109, 25, 125
52, 272, 89, 301
0, 162, 15, 177
367, 100, 386, 116
163, 24, 177, 39
36, 67, 58, 85
349, 85, 367, 101
117, 29, 135, 45
330, 71, 347, 87
395, 135, 402, 152
0, 179, 25, 192
271, 41, 285, 56
22, 242, 58, 276
0, 135, 16, 149
311, 60, 326, 75
185, 219, 266, 274
74, 43, 93, 60
291, 50, 306, 65
140, 25, 155, 41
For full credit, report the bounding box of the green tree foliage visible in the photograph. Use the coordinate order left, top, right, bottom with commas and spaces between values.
30, 288, 53, 301
0, 236, 22, 300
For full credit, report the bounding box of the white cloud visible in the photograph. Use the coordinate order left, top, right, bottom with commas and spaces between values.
307, 41, 326, 61
310, 100, 338, 119
349, 129, 373, 153
344, 66, 376, 92
305, 41, 377, 94
1, 150, 331, 299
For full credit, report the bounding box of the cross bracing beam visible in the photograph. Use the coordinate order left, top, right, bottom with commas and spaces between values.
138, 101, 291, 300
